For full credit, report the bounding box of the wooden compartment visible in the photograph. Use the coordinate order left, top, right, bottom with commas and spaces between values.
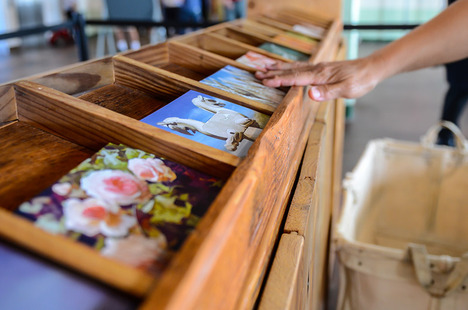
172, 32, 293, 65
0, 7, 343, 310
121, 42, 280, 114
209, 25, 315, 56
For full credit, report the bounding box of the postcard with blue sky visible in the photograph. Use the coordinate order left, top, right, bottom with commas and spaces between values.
140, 90, 270, 158
200, 65, 285, 109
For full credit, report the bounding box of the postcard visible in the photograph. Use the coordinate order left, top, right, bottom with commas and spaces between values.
236, 51, 278, 71
200, 65, 286, 108
258, 42, 310, 61
292, 24, 325, 39
16, 143, 223, 275
272, 33, 317, 52
140, 90, 270, 158
285, 31, 319, 44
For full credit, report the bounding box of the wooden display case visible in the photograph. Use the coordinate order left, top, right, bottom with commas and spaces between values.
0, 7, 343, 310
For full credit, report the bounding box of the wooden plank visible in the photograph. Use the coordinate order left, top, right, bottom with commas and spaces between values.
187, 33, 254, 58
168, 41, 256, 74
158, 62, 209, 80
232, 19, 282, 37
113, 55, 277, 115
140, 86, 316, 310
205, 33, 293, 63
14, 80, 239, 179
308, 101, 335, 310
211, 27, 266, 46
278, 99, 334, 310
328, 42, 347, 279
274, 11, 331, 29
284, 121, 325, 235
0, 85, 17, 124
0, 209, 154, 296
78, 84, 168, 120
121, 42, 170, 66
224, 25, 315, 55
248, 2, 339, 23
0, 121, 94, 210
258, 233, 305, 310
30, 58, 114, 95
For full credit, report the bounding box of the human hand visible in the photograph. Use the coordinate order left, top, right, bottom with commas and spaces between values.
255, 57, 383, 101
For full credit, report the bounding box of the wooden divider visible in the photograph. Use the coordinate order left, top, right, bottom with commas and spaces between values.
0, 85, 17, 123
30, 57, 115, 95
202, 32, 293, 63
224, 24, 317, 55
113, 55, 277, 114
166, 41, 255, 74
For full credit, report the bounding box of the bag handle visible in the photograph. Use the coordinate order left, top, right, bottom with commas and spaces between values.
409, 243, 468, 298
421, 121, 468, 151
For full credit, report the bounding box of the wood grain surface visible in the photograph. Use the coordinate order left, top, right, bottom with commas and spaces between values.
224, 25, 315, 55
258, 233, 306, 310
175, 33, 254, 60
232, 19, 283, 37
248, 2, 339, 23
121, 42, 170, 66
30, 57, 114, 95
212, 27, 268, 46
168, 41, 256, 74
204, 32, 294, 63
0, 121, 94, 211
78, 84, 168, 120
0, 85, 17, 124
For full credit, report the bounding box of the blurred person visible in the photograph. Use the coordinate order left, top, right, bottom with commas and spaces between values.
223, 0, 246, 21
115, 26, 141, 51
162, 0, 185, 36
437, 0, 468, 146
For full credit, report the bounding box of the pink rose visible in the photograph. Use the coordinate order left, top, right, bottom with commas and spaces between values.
128, 158, 176, 182
81, 170, 150, 207
63, 198, 137, 237
101, 234, 167, 268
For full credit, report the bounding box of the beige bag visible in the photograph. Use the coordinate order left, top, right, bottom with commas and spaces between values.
335, 122, 468, 310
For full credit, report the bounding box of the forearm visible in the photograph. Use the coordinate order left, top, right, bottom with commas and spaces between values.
369, 0, 468, 82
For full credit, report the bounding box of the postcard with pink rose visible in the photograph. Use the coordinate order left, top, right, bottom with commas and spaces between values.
15, 143, 223, 275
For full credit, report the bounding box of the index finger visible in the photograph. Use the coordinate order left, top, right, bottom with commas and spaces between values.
261, 70, 316, 88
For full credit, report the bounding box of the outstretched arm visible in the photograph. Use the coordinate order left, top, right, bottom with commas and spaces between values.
256, 0, 468, 101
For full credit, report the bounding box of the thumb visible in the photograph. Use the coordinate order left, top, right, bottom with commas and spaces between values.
308, 84, 344, 102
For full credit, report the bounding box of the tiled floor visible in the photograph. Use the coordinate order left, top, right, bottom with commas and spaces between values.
1, 38, 468, 310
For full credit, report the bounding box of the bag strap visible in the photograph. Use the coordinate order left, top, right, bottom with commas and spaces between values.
410, 243, 468, 298
421, 121, 468, 151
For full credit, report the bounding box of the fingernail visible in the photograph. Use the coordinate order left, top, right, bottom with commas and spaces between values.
310, 87, 322, 100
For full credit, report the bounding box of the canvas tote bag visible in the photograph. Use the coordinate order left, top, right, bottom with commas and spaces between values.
335, 121, 468, 310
